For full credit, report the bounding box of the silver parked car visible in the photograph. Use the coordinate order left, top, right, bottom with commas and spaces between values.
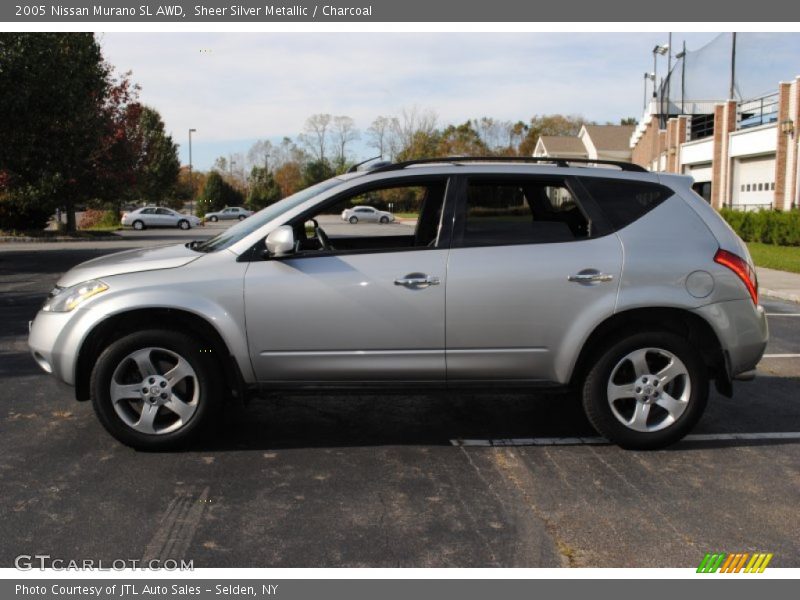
121, 206, 202, 230
28, 158, 767, 450
204, 206, 253, 222
341, 205, 395, 224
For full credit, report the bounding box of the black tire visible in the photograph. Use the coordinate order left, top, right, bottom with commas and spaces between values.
209, 215, 218, 222
380, 216, 390, 224
582, 331, 708, 450
349, 216, 358, 224
90, 330, 224, 450
238, 215, 246, 221
133, 220, 145, 231
178, 219, 190, 230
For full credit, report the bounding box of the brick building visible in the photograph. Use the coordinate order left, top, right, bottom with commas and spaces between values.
629, 76, 800, 211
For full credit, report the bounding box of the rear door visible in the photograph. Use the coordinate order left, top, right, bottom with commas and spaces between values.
445, 174, 622, 384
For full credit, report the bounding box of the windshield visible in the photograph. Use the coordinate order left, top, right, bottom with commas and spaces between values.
195, 178, 344, 253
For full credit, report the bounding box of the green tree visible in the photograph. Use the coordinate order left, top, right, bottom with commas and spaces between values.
196, 171, 243, 217
246, 167, 282, 211
0, 33, 111, 231
132, 106, 180, 205
301, 159, 335, 188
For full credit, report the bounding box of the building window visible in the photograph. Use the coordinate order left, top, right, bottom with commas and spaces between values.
771, 182, 776, 190
758, 183, 763, 191
746, 184, 751, 192
741, 184, 745, 192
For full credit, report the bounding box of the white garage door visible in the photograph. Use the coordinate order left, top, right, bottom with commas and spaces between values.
684, 163, 712, 183
731, 156, 775, 210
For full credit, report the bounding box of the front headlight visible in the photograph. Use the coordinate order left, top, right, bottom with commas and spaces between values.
42, 280, 109, 312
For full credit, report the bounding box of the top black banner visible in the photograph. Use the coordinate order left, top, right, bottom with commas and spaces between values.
4, 0, 800, 22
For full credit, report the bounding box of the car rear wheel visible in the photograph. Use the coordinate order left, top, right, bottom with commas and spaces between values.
380, 216, 390, 224
349, 216, 358, 224
132, 220, 145, 231
581, 331, 708, 449
90, 330, 223, 450
178, 219, 190, 230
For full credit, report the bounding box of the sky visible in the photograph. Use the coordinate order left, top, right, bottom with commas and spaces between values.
99, 32, 735, 171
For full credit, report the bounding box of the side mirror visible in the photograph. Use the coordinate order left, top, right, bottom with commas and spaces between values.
265, 225, 295, 257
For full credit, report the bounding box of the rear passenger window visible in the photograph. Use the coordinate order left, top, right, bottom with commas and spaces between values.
581, 178, 672, 231
460, 179, 590, 247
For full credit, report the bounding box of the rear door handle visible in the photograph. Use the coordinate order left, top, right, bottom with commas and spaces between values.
394, 274, 440, 288
568, 271, 614, 283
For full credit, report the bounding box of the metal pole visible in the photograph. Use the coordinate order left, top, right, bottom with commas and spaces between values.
188, 128, 196, 216
666, 32, 672, 120
730, 32, 737, 100
681, 41, 686, 114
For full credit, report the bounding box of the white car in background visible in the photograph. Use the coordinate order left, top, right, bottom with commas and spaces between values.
341, 206, 395, 224
121, 207, 202, 230
204, 207, 253, 222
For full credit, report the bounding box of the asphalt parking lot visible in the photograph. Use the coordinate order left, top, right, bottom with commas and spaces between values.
0, 232, 798, 568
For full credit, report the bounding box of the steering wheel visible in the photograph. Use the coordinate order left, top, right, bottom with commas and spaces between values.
308, 218, 334, 251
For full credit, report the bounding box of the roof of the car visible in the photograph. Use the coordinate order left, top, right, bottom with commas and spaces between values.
340, 160, 660, 185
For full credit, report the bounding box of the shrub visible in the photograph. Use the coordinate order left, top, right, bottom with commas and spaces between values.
720, 208, 800, 247
78, 209, 119, 229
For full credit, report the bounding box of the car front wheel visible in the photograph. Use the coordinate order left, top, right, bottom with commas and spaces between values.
380, 216, 390, 224
178, 219, 190, 230
582, 331, 708, 450
90, 330, 223, 450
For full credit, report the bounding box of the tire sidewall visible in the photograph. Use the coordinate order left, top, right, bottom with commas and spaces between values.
349, 216, 358, 224
210, 215, 218, 222
178, 220, 189, 230
582, 331, 709, 450
90, 330, 222, 450
133, 220, 144, 230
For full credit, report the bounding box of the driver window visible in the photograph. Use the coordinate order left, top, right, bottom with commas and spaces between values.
293, 179, 448, 255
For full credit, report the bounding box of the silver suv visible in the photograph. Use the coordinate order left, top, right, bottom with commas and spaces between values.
28, 158, 768, 450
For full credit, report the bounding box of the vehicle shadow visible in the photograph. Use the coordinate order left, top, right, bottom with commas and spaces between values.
186, 373, 800, 452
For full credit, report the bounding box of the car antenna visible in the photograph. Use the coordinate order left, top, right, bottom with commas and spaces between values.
346, 155, 383, 173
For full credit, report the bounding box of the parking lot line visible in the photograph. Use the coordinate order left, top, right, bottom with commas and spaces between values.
762, 353, 800, 358
451, 431, 800, 447
765, 313, 800, 317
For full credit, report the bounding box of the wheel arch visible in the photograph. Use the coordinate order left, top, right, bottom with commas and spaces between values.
569, 307, 729, 396
74, 307, 246, 402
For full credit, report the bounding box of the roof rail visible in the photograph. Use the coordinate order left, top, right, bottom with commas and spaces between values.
367, 156, 648, 174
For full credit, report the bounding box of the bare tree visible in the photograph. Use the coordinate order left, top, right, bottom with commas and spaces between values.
330, 115, 359, 168
394, 104, 437, 156
247, 139, 274, 172
366, 115, 398, 159
298, 113, 332, 162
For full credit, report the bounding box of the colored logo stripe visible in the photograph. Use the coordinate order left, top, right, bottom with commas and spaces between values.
698, 552, 773, 573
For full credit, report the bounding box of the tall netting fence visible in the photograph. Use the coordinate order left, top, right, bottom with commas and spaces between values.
659, 33, 800, 125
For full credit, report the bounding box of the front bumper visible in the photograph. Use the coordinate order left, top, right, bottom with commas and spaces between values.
28, 309, 85, 386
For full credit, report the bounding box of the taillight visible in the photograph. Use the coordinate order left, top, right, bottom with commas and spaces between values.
714, 248, 758, 305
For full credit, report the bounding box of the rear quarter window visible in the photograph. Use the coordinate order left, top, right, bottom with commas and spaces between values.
581, 178, 673, 231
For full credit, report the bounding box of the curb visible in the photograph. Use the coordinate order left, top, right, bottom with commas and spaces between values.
0, 235, 121, 243
761, 288, 800, 304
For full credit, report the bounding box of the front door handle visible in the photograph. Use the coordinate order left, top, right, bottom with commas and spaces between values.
568, 271, 614, 283
394, 274, 440, 288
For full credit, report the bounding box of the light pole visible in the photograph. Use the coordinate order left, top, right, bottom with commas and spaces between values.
643, 72, 655, 111
652, 43, 669, 124
188, 128, 196, 215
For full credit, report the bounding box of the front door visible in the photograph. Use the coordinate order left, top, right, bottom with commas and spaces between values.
244, 176, 452, 384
